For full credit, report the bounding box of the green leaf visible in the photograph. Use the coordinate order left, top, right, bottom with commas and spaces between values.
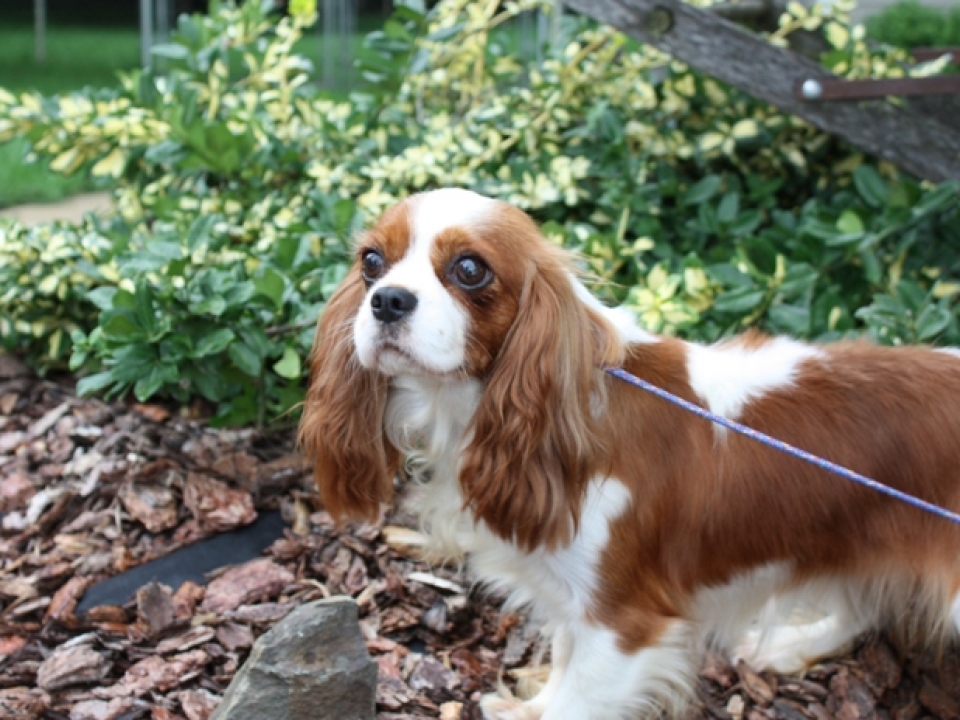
706, 263, 751, 287
254, 268, 286, 309
194, 328, 235, 357
836, 210, 864, 237
186, 214, 221, 253
147, 241, 184, 261
76, 371, 115, 397
85, 287, 118, 311
190, 296, 227, 317
272, 347, 302, 379
188, 365, 233, 402
112, 289, 136, 310
712, 286, 765, 314
917, 305, 951, 340
716, 192, 740, 224
134, 368, 166, 401
682, 175, 722, 206
768, 303, 810, 335
68, 349, 87, 372
778, 264, 818, 298
102, 311, 143, 339
853, 165, 888, 208
229, 342, 262, 376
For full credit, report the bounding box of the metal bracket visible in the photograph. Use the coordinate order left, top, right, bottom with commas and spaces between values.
796, 75, 960, 102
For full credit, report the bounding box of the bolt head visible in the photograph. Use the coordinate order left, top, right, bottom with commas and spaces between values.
801, 79, 823, 100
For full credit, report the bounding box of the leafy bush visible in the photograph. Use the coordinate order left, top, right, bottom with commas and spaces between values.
866, 0, 960, 49
1, 0, 959, 426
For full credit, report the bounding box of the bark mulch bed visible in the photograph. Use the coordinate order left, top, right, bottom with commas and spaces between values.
1, 359, 959, 720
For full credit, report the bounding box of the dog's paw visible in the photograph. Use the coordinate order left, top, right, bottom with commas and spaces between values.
480, 693, 543, 720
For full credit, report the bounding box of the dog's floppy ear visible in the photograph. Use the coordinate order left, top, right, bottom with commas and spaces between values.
459, 249, 622, 551
298, 267, 398, 522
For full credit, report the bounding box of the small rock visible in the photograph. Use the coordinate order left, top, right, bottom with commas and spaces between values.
210, 597, 376, 720
200, 558, 294, 614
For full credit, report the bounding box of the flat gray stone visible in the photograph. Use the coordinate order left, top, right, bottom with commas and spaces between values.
211, 597, 376, 720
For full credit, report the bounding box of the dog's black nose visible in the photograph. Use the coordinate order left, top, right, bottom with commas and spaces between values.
371, 286, 418, 324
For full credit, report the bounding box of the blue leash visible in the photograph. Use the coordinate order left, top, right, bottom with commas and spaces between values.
605, 366, 960, 528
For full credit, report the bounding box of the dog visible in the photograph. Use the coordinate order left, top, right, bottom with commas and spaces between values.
298, 188, 960, 719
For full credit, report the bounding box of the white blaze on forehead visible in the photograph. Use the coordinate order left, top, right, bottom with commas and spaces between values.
352, 189, 496, 376
408, 188, 497, 253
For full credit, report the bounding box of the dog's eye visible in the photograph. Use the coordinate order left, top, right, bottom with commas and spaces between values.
361, 250, 386, 284
452, 256, 492, 290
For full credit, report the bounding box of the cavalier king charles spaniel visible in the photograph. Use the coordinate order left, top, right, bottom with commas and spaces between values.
299, 188, 960, 719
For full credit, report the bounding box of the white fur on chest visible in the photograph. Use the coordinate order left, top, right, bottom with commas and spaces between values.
385, 375, 632, 624
466, 479, 632, 623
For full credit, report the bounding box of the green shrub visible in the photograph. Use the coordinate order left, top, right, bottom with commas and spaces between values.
1, 0, 959, 426
866, 0, 960, 49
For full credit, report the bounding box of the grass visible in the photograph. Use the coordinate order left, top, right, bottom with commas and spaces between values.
0, 27, 141, 208
0, 27, 140, 95
0, 24, 375, 208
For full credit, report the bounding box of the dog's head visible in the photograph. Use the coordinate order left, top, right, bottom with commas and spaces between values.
299, 189, 622, 548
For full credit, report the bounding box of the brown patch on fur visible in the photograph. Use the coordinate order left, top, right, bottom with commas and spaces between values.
595, 337, 960, 652
457, 205, 624, 551
359, 199, 413, 265
296, 205, 414, 522
428, 226, 522, 376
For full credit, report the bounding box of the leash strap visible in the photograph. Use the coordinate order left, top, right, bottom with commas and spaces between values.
604, 366, 960, 528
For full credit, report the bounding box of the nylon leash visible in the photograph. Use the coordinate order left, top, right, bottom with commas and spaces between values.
604, 366, 960, 528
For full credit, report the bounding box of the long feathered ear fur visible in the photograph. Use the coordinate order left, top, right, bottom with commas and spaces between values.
459, 249, 623, 551
298, 268, 398, 522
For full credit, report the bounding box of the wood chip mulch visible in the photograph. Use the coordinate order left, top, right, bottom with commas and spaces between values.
1, 357, 959, 720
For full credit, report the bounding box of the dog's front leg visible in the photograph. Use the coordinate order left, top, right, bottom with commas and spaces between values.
482, 619, 695, 720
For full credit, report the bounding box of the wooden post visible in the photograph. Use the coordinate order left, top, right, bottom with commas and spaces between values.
562, 0, 960, 182
34, 0, 46, 63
